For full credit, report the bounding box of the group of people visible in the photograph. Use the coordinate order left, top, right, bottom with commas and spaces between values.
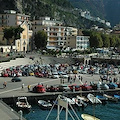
67, 74, 83, 84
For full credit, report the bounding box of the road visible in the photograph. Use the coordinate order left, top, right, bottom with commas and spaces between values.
0, 73, 116, 98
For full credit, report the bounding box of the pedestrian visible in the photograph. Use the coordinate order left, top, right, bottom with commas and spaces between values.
22, 83, 24, 89
62, 79, 64, 84
68, 76, 70, 83
3, 81, 7, 88
78, 75, 81, 80
27, 85, 31, 91
81, 76, 83, 81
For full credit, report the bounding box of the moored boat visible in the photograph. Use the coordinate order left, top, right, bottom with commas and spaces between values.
87, 94, 102, 104
81, 114, 100, 120
114, 94, 120, 100
16, 97, 31, 111
38, 100, 52, 110
103, 94, 118, 102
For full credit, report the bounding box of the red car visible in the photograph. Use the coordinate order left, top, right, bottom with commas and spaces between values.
46, 85, 59, 92
69, 84, 82, 91
80, 84, 92, 91
34, 72, 44, 77
2, 73, 9, 77
32, 85, 46, 93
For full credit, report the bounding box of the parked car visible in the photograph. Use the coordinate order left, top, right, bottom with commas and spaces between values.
32, 85, 46, 93
29, 71, 34, 76
51, 72, 59, 79
2, 73, 9, 77
58, 84, 71, 92
107, 82, 118, 89
34, 72, 44, 77
69, 84, 81, 91
11, 77, 22, 82
60, 73, 68, 78
46, 85, 59, 92
80, 84, 92, 91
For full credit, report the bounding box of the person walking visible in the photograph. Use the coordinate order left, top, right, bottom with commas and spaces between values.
27, 85, 31, 91
22, 83, 24, 90
3, 81, 7, 88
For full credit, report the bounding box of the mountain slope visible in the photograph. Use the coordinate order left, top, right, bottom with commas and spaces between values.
0, 0, 108, 29
69, 0, 120, 26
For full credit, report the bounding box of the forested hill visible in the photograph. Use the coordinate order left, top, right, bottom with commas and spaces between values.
0, 0, 108, 29
69, 0, 120, 26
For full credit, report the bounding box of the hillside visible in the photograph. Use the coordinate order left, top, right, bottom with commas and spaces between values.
0, 0, 108, 29
69, 0, 120, 26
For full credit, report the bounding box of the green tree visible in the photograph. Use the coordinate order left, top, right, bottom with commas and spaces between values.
34, 30, 48, 49
101, 34, 110, 47
109, 35, 116, 47
89, 32, 103, 48
3, 26, 24, 45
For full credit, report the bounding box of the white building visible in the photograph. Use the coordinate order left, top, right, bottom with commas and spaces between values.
66, 35, 90, 50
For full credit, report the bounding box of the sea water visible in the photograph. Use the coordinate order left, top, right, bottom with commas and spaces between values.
23, 101, 120, 120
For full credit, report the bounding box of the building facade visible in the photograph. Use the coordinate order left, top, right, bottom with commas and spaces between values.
0, 10, 32, 53
32, 17, 66, 49
0, 10, 30, 27
66, 35, 90, 50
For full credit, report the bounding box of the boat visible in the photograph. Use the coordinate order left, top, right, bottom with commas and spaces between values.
38, 100, 52, 110
81, 114, 100, 120
16, 97, 31, 111
87, 94, 102, 104
114, 94, 120, 100
72, 97, 87, 108
103, 94, 118, 102
76, 95, 89, 103
72, 98, 82, 107
96, 95, 108, 101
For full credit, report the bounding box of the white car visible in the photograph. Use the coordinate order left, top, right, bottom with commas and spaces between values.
60, 73, 68, 78
51, 72, 59, 79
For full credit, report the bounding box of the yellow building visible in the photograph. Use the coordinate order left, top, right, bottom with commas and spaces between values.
16, 21, 32, 52
0, 10, 32, 53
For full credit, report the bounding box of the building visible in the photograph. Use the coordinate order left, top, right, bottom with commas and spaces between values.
66, 35, 90, 51
32, 17, 78, 50
0, 10, 32, 53
0, 10, 30, 27
32, 17, 66, 49
16, 21, 32, 52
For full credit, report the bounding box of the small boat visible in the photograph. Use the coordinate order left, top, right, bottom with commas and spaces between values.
77, 95, 89, 103
114, 94, 120, 100
38, 100, 52, 110
87, 94, 102, 104
96, 95, 108, 101
72, 98, 82, 107
103, 94, 118, 102
81, 114, 100, 120
73, 97, 87, 108
16, 97, 31, 111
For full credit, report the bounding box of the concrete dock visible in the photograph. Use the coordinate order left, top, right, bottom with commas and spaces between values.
0, 100, 26, 120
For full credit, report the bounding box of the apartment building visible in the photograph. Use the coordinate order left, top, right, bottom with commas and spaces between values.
66, 35, 90, 50
0, 10, 30, 27
32, 17, 79, 50
32, 17, 67, 49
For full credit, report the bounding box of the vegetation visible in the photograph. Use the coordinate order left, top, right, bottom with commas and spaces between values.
33, 30, 48, 50
3, 26, 24, 45
0, 0, 109, 29
83, 30, 120, 48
